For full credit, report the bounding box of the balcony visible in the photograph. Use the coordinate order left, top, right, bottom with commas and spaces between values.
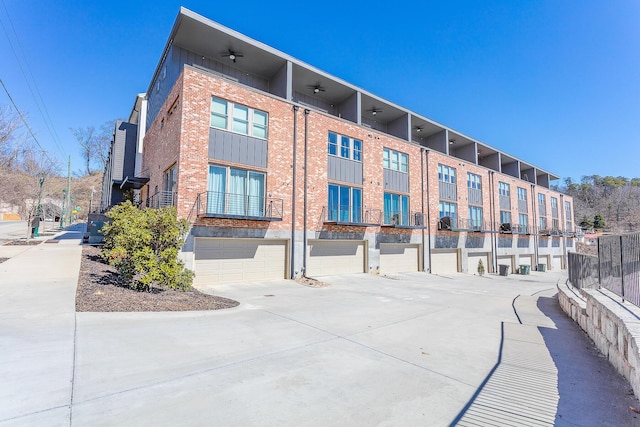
383, 211, 426, 229
512, 224, 532, 235
195, 191, 283, 221
146, 191, 176, 209
438, 216, 489, 232
322, 206, 381, 226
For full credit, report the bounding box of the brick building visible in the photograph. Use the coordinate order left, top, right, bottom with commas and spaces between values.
105, 7, 575, 285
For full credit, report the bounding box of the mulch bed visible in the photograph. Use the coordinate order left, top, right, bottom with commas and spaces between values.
76, 245, 239, 312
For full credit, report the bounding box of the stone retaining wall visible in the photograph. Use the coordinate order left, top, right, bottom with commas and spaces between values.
558, 282, 640, 399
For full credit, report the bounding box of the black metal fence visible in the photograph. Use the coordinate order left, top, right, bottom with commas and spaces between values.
569, 233, 640, 307
567, 252, 599, 290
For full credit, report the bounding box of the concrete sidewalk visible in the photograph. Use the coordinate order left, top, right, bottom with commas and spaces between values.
1, 236, 639, 426
0, 224, 83, 426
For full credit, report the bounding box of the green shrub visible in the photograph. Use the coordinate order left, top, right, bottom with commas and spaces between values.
477, 259, 485, 276
101, 201, 194, 292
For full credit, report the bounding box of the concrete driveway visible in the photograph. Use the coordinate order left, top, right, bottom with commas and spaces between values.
65, 271, 639, 426
2, 236, 638, 427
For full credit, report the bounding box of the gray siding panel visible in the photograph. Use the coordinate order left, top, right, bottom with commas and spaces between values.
209, 128, 267, 168
384, 169, 409, 193
468, 188, 482, 206
328, 156, 362, 185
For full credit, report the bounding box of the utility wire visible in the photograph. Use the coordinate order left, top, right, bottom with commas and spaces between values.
0, 0, 67, 158
0, 76, 55, 166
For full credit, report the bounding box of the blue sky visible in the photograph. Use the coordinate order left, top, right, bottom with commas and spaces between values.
1, 1, 638, 181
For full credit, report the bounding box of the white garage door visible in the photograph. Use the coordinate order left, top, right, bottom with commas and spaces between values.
195, 238, 287, 285
552, 255, 563, 270
307, 240, 365, 276
468, 253, 490, 275
518, 255, 534, 266
380, 244, 419, 274
538, 256, 550, 269
497, 255, 514, 274
431, 250, 459, 275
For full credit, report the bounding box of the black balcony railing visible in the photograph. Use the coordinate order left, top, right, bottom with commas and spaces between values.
322, 206, 381, 226
383, 211, 425, 228
146, 191, 176, 209
196, 191, 283, 221
438, 216, 489, 232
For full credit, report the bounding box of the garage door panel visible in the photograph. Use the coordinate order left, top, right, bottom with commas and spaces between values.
307, 240, 365, 276
519, 255, 533, 266
468, 253, 489, 274
380, 244, 419, 274
497, 255, 514, 273
195, 238, 286, 285
431, 251, 459, 274
552, 256, 563, 270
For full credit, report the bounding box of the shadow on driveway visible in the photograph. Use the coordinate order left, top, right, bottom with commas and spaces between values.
536, 296, 640, 426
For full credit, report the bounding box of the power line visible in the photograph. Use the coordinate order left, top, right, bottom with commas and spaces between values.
0, 76, 55, 166
0, 0, 67, 158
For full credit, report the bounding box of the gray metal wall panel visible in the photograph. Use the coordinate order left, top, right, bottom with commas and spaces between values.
209, 128, 267, 168
503, 162, 519, 177
338, 92, 359, 123
439, 181, 457, 201
328, 156, 362, 185
387, 114, 409, 140
499, 195, 511, 210
384, 169, 409, 193
423, 130, 447, 153
269, 62, 288, 99
468, 188, 483, 206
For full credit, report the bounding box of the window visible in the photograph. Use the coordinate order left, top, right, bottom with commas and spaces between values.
384, 193, 409, 225
439, 201, 457, 219
538, 193, 546, 206
539, 217, 547, 231
519, 213, 528, 233
468, 206, 483, 229
517, 187, 527, 201
383, 148, 408, 172
467, 173, 482, 190
210, 98, 268, 139
207, 165, 265, 217
498, 182, 510, 197
551, 197, 558, 210
328, 131, 362, 162
162, 164, 177, 194
565, 201, 572, 220
438, 164, 456, 183
500, 211, 511, 224
328, 132, 338, 156
328, 184, 362, 223
552, 218, 560, 230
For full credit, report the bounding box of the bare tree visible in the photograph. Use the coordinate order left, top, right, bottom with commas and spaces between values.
70, 126, 96, 176
70, 119, 117, 175
95, 119, 117, 171
0, 106, 24, 169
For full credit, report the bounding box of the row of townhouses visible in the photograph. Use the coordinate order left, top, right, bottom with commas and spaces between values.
101, 7, 575, 286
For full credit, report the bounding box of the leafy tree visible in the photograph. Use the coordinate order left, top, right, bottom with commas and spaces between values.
579, 216, 593, 230
593, 213, 606, 230
101, 201, 193, 291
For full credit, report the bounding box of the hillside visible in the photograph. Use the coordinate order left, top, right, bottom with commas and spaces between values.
561, 175, 640, 233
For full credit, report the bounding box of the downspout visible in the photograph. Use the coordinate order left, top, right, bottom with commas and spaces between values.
291, 105, 299, 278
488, 171, 497, 273
303, 109, 310, 276
560, 194, 567, 267
531, 184, 538, 269
420, 147, 426, 271
424, 148, 432, 273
